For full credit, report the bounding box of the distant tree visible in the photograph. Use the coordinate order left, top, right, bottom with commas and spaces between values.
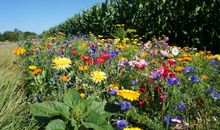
0, 33, 2, 41
2, 31, 18, 41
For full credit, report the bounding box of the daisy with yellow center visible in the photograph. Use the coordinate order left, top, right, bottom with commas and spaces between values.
14, 47, 26, 55
123, 127, 142, 130
52, 57, 72, 70
91, 71, 107, 83
117, 89, 140, 101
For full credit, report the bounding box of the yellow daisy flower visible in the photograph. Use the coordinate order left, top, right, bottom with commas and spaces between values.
117, 89, 140, 101
52, 57, 72, 70
91, 71, 107, 83
79, 65, 89, 71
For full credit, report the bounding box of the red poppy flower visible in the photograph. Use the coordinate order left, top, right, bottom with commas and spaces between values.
81, 56, 89, 61
139, 100, 145, 107
96, 57, 105, 64
101, 52, 110, 59
86, 59, 94, 64
47, 44, 52, 49
71, 50, 78, 55
139, 86, 147, 93
168, 59, 176, 66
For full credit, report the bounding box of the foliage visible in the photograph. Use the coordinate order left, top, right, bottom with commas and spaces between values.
0, 29, 37, 42
46, 0, 220, 53
30, 89, 113, 130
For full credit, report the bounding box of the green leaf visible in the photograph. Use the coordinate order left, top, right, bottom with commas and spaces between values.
63, 89, 81, 108
83, 122, 103, 130
45, 119, 66, 130
30, 101, 70, 119
71, 119, 79, 130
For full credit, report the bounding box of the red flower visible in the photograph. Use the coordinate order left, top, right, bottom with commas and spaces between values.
139, 86, 147, 93
139, 100, 145, 107
101, 52, 110, 59
168, 59, 176, 66
47, 44, 52, 49
96, 57, 105, 64
81, 56, 89, 61
71, 50, 78, 55
86, 59, 94, 64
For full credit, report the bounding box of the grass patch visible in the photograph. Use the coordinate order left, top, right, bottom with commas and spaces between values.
0, 46, 37, 130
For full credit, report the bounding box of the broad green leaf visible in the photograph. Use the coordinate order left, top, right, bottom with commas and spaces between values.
63, 89, 81, 107
71, 119, 79, 130
83, 122, 103, 130
45, 119, 66, 130
30, 101, 70, 119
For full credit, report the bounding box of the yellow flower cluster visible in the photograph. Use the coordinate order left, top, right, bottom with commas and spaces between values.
117, 89, 140, 101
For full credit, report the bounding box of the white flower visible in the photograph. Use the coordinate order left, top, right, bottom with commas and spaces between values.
171, 47, 179, 56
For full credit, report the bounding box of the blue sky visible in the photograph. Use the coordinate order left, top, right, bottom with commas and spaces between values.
0, 0, 104, 34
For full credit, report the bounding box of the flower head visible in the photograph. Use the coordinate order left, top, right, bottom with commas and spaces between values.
52, 57, 72, 70
14, 47, 26, 55
184, 67, 195, 74
189, 76, 199, 83
32, 68, 42, 75
116, 120, 128, 130
171, 47, 179, 56
177, 102, 186, 111
28, 65, 37, 70
91, 71, 107, 83
117, 89, 140, 101
59, 76, 71, 82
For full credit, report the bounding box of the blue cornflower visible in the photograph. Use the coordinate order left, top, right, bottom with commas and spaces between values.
110, 89, 117, 95
210, 59, 218, 65
120, 101, 131, 111
130, 80, 138, 86
177, 102, 186, 111
90, 52, 97, 58
167, 78, 180, 86
189, 76, 199, 83
203, 87, 215, 95
116, 120, 128, 130
184, 67, 196, 74
213, 92, 220, 99
114, 101, 131, 111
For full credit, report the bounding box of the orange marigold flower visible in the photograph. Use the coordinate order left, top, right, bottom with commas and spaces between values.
79, 65, 89, 71
59, 76, 71, 82
176, 58, 183, 62
182, 56, 192, 61
14, 47, 26, 55
32, 68, 42, 75
117, 89, 140, 101
175, 66, 184, 72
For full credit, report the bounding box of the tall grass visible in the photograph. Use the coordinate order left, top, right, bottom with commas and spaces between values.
0, 46, 37, 130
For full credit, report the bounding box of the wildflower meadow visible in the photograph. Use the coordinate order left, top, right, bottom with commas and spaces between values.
13, 30, 220, 129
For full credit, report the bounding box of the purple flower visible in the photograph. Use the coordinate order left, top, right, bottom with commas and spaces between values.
189, 76, 199, 83
184, 67, 195, 74
167, 78, 180, 86
120, 101, 131, 111
210, 59, 218, 65
110, 89, 117, 95
130, 80, 138, 86
204, 87, 215, 95
114, 101, 131, 111
150, 71, 160, 79
213, 92, 220, 99
177, 102, 186, 111
116, 120, 128, 130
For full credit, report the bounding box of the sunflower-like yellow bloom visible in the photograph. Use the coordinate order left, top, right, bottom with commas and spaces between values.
52, 57, 72, 70
123, 127, 142, 130
14, 47, 26, 55
117, 89, 140, 101
91, 71, 107, 83
175, 66, 184, 72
